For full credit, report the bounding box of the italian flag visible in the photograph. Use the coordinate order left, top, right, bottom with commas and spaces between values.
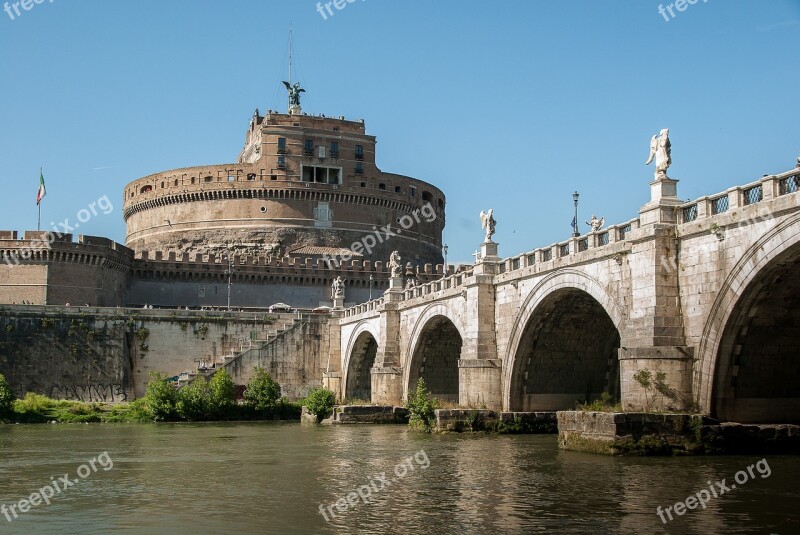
36, 170, 46, 205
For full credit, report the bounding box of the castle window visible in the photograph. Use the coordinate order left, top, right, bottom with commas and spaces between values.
395, 186, 402, 193
355, 145, 364, 160
271, 175, 277, 180
247, 173, 256, 181
204, 176, 213, 183
191, 177, 195, 184
277, 137, 287, 154
161, 181, 165, 188
140, 185, 152, 194
422, 191, 433, 202
438, 198, 444, 208
174, 179, 178, 186
304, 139, 314, 156
379, 183, 386, 191
355, 163, 364, 175
277, 155, 286, 169
302, 165, 341, 184
227, 175, 235, 182
330, 142, 339, 158
409, 186, 416, 197
360, 182, 366, 187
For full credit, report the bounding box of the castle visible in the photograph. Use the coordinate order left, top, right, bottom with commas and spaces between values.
0, 93, 448, 310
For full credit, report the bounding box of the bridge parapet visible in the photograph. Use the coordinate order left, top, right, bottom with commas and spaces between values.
401, 270, 472, 303
677, 168, 800, 225
496, 217, 641, 279
341, 296, 384, 320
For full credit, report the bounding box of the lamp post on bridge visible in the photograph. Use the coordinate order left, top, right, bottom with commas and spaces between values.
572, 191, 580, 237
369, 273, 373, 301
442, 243, 448, 278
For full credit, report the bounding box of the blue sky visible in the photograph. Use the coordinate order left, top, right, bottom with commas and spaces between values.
0, 0, 798, 264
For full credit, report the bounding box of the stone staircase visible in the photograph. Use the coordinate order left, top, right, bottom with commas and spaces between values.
176, 316, 310, 387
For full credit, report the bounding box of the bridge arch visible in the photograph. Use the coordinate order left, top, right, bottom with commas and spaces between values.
696, 214, 800, 422
342, 321, 380, 402
404, 303, 466, 404
503, 270, 626, 411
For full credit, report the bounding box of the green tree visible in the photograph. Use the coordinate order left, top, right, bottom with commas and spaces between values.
142, 371, 179, 421
406, 378, 438, 432
0, 373, 15, 420
243, 368, 282, 414
305, 387, 336, 422
177, 379, 210, 421
208, 369, 237, 419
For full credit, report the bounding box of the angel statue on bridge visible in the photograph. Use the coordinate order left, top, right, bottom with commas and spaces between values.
331, 276, 345, 300
388, 251, 402, 278
645, 128, 672, 180
480, 209, 496, 243
586, 215, 605, 232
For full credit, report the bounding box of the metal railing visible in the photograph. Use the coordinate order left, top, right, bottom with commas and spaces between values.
682, 204, 699, 223
743, 185, 763, 206
780, 173, 799, 195
711, 195, 729, 214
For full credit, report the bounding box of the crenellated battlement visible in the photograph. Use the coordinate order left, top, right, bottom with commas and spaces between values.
0, 232, 134, 271
131, 249, 458, 280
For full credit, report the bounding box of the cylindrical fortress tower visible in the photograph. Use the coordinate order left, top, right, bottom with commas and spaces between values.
123, 111, 445, 266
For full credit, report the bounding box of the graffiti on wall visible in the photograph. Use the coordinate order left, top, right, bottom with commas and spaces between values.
50, 384, 128, 402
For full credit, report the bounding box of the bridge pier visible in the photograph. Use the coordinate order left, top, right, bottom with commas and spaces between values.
619, 178, 695, 411
619, 347, 694, 411
458, 241, 503, 409
370, 278, 404, 405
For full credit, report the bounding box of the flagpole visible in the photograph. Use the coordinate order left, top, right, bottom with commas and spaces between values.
38, 167, 42, 231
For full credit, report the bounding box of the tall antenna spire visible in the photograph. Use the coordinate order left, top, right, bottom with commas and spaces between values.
288, 23, 293, 86
282, 24, 305, 115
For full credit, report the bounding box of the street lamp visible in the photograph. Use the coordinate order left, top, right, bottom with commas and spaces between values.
224, 256, 235, 311
572, 191, 580, 237
442, 244, 449, 278
369, 273, 373, 301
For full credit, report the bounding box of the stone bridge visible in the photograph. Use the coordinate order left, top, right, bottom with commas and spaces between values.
326, 168, 800, 423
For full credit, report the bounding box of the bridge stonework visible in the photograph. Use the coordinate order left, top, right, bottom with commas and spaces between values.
334, 169, 800, 423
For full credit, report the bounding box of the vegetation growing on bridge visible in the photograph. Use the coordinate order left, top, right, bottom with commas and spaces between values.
406, 379, 438, 432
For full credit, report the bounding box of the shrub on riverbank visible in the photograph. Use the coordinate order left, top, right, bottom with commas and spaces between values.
0, 373, 14, 420
0, 371, 302, 424
304, 387, 336, 422
243, 368, 282, 414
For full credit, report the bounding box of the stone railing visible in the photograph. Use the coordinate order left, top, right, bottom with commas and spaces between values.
403, 271, 469, 301
497, 217, 640, 275
677, 167, 800, 224
342, 296, 385, 318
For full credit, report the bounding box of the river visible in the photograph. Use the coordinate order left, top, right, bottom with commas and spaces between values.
0, 423, 798, 534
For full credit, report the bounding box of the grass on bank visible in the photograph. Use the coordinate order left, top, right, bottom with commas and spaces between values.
0, 370, 304, 424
